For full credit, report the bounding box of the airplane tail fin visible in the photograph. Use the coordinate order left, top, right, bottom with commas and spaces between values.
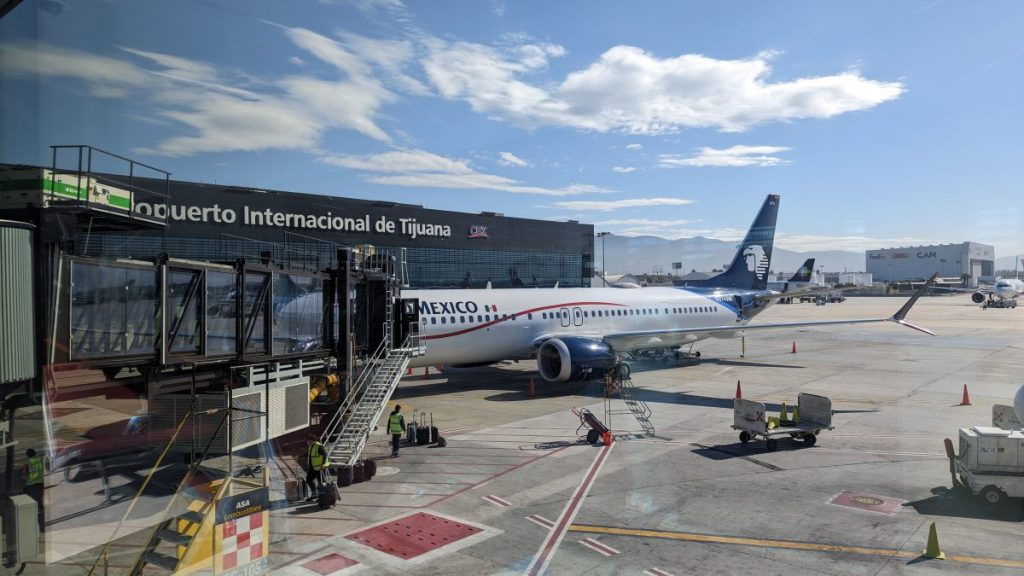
789, 258, 815, 283
677, 194, 779, 290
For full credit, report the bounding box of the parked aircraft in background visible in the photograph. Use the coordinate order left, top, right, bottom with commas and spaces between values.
767, 258, 816, 303
404, 195, 936, 384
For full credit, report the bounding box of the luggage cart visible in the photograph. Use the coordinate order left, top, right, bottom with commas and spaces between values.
573, 407, 609, 444
732, 393, 834, 451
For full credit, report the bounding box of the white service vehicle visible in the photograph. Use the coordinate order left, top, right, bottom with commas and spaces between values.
953, 426, 1024, 504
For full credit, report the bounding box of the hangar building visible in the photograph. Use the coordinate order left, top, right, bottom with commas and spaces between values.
865, 242, 994, 287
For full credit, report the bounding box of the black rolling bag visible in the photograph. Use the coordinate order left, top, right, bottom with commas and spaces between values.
416, 411, 430, 444
318, 469, 339, 509
430, 412, 439, 444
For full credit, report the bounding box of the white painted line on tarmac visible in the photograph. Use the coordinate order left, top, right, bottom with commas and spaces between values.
525, 515, 555, 529
482, 494, 513, 507
523, 441, 615, 576
643, 568, 674, 576
579, 537, 619, 557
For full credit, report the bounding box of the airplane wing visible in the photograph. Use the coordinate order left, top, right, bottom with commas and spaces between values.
603, 273, 937, 351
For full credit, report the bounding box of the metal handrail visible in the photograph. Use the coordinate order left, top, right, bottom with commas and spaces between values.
127, 410, 231, 576
321, 333, 417, 456
319, 337, 388, 447
87, 396, 198, 575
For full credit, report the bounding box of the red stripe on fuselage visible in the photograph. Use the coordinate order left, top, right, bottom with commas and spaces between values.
422, 301, 627, 340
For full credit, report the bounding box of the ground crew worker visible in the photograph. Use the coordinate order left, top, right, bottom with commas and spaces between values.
305, 432, 328, 501
389, 405, 405, 458
22, 448, 44, 530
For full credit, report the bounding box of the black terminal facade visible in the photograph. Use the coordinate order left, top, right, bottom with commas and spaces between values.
79, 177, 595, 288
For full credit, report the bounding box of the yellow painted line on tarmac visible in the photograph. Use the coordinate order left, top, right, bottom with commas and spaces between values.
568, 524, 1024, 570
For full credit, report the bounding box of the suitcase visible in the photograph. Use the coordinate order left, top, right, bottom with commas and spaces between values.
318, 470, 339, 509
364, 458, 377, 480
436, 436, 447, 448
406, 422, 417, 443
336, 465, 353, 487
430, 412, 439, 445
285, 477, 307, 502
352, 460, 365, 484
416, 411, 430, 445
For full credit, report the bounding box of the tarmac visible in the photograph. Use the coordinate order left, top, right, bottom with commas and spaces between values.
20, 293, 1024, 575
263, 294, 1024, 576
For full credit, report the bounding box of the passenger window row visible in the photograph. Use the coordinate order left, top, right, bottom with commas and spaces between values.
421, 304, 721, 326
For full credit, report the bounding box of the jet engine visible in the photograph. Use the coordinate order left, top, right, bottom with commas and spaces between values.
536, 337, 617, 383
972, 292, 987, 304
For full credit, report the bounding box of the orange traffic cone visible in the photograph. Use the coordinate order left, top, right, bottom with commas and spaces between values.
960, 384, 971, 406
406, 367, 412, 376
423, 367, 429, 378
528, 378, 536, 398
735, 380, 742, 399
791, 341, 797, 354
601, 431, 613, 445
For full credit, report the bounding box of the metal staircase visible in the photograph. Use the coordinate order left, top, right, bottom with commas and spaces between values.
321, 331, 423, 466
603, 366, 655, 437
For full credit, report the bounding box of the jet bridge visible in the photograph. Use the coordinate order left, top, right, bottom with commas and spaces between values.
0, 146, 417, 571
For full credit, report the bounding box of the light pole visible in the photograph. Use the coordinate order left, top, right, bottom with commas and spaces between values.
597, 232, 611, 287
940, 259, 947, 278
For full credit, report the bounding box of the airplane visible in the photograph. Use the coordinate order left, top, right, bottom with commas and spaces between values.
767, 258, 816, 303
402, 194, 936, 383
971, 269, 1022, 308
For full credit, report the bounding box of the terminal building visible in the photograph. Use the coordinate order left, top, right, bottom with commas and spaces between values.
1, 163, 594, 289
865, 242, 994, 287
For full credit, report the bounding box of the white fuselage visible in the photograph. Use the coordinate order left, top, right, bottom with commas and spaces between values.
994, 278, 1024, 300
405, 286, 750, 367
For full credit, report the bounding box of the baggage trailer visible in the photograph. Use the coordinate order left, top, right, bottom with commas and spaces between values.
732, 393, 834, 451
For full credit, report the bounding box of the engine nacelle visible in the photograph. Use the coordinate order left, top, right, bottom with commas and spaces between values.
536, 337, 617, 383
971, 292, 987, 304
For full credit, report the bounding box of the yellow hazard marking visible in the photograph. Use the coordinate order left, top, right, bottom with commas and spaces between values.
568, 524, 1024, 569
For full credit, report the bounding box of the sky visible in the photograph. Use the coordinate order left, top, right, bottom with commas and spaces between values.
2, 0, 1023, 257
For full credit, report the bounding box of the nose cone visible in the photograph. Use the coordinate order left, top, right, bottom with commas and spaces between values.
995, 286, 1015, 299
1015, 384, 1024, 429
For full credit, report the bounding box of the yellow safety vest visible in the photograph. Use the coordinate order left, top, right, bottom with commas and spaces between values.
388, 412, 404, 434
26, 456, 43, 486
308, 441, 328, 471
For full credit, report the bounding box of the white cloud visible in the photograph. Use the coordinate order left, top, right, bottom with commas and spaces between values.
421, 44, 903, 133
659, 145, 791, 168
0, 40, 150, 96
552, 197, 694, 212
625, 143, 643, 150
612, 166, 636, 173
498, 151, 528, 167
289, 56, 306, 66
321, 149, 611, 196
774, 233, 938, 253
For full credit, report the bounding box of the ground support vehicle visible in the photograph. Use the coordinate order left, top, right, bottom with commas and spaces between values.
732, 393, 834, 451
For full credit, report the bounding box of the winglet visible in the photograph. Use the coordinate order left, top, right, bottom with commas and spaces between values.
889, 273, 937, 333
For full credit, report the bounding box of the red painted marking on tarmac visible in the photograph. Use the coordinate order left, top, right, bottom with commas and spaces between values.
425, 445, 568, 509
346, 511, 482, 560
829, 490, 904, 515
579, 537, 620, 557
524, 441, 615, 576
301, 552, 360, 574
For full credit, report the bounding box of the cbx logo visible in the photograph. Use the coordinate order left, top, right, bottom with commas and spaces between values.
419, 301, 480, 315
468, 225, 488, 239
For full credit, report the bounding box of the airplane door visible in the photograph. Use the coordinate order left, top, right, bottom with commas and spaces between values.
572, 307, 584, 326
559, 307, 571, 328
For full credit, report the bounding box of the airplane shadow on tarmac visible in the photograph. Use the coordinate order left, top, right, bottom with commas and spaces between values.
904, 487, 1024, 523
